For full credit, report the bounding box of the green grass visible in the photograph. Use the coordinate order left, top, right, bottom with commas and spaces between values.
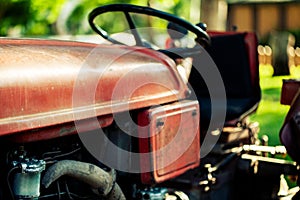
249, 65, 300, 187
250, 65, 300, 146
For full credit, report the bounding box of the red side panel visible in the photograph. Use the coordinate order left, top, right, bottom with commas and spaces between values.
138, 100, 200, 184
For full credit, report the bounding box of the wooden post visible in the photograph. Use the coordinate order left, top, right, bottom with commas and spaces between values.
200, 0, 228, 31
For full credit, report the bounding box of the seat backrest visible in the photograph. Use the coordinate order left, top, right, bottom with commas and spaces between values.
188, 31, 261, 128
208, 31, 260, 99
190, 31, 260, 100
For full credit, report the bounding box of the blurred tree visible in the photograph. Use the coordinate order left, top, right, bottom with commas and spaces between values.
29, 0, 65, 35
269, 31, 294, 76
0, 0, 190, 36
0, 0, 65, 36
0, 0, 31, 36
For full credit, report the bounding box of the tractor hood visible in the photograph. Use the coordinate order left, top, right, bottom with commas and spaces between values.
0, 38, 188, 136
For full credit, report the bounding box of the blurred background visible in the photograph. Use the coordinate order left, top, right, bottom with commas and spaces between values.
0, 0, 197, 36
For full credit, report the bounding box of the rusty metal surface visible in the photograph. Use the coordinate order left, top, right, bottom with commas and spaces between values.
138, 100, 200, 184
0, 38, 188, 136
7, 115, 113, 143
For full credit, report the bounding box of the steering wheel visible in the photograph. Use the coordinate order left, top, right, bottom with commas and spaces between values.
88, 4, 210, 48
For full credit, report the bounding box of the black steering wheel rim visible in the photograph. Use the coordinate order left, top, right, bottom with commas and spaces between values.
88, 4, 210, 47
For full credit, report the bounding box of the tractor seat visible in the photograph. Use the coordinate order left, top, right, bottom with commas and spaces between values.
198, 97, 260, 125
189, 32, 261, 131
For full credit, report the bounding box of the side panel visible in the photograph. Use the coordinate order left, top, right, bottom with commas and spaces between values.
138, 100, 200, 184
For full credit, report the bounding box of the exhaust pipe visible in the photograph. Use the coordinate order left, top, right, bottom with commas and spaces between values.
42, 160, 125, 200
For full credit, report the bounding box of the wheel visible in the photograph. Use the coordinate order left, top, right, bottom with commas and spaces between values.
88, 4, 210, 49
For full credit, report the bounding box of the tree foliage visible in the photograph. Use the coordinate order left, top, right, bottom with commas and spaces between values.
0, 0, 191, 36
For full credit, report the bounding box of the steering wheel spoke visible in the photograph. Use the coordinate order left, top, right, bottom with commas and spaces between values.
123, 11, 144, 46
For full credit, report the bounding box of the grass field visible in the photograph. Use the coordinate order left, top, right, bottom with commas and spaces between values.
250, 65, 300, 146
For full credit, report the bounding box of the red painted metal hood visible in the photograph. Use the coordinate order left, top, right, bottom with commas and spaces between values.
0, 38, 189, 136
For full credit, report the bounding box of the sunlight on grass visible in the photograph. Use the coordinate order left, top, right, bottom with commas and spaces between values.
259, 64, 274, 78
250, 65, 300, 146
250, 65, 300, 187
290, 65, 300, 76
251, 65, 300, 187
